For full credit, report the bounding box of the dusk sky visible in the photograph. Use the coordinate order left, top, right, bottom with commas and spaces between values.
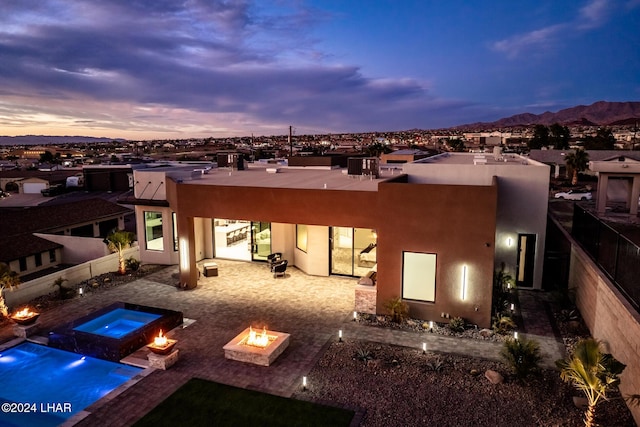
1, 0, 639, 140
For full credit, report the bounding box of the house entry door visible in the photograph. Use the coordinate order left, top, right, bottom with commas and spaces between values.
516, 233, 536, 287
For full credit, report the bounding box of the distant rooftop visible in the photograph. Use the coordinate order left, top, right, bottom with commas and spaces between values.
414, 152, 535, 166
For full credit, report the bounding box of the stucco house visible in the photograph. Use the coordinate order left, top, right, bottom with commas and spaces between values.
130, 153, 549, 328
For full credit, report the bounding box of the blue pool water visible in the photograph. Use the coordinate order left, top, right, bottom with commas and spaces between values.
73, 308, 162, 339
0, 342, 142, 427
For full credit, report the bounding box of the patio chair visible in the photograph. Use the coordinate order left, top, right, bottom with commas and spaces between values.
267, 252, 282, 269
272, 260, 288, 278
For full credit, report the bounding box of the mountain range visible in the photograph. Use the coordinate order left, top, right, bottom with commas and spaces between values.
457, 101, 640, 130
0, 135, 125, 146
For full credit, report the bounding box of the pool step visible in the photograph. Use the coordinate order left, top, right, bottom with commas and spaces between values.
27, 335, 49, 346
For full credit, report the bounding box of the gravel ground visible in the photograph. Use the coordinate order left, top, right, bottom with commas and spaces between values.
293, 340, 636, 427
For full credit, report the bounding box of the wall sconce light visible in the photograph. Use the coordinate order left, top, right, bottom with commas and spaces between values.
338, 330, 343, 342
513, 331, 518, 340
460, 265, 468, 301
510, 303, 515, 312
422, 342, 427, 354
302, 376, 307, 391
507, 237, 513, 247
179, 239, 189, 270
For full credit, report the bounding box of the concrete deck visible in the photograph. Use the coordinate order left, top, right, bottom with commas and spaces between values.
0, 260, 565, 426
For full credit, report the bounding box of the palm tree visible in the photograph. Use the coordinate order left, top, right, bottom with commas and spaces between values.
556, 338, 627, 427
0, 263, 20, 318
564, 148, 589, 185
105, 230, 136, 275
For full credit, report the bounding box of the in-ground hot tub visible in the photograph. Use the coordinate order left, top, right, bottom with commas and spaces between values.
48, 302, 183, 362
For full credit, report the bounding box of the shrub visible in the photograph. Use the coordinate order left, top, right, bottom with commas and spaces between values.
492, 263, 514, 316
125, 257, 141, 272
384, 297, 409, 323
501, 337, 542, 379
448, 316, 465, 333
52, 277, 75, 300
492, 314, 516, 334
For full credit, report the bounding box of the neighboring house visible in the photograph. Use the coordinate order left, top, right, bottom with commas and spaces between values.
131, 153, 549, 328
0, 198, 132, 278
0, 170, 78, 194
589, 156, 640, 216
83, 165, 135, 192
529, 149, 640, 179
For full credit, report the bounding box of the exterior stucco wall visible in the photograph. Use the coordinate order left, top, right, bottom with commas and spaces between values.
33, 234, 110, 264
135, 205, 179, 265
403, 156, 550, 289
376, 180, 497, 328
294, 225, 330, 276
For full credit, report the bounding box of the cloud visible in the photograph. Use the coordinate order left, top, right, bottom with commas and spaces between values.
491, 24, 565, 59
577, 0, 610, 29
491, 0, 614, 58
0, 0, 457, 136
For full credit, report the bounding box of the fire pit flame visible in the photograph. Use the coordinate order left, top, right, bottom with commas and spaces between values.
244, 326, 275, 348
11, 307, 40, 325
154, 330, 168, 347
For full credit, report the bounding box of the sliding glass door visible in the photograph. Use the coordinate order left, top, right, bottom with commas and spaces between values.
330, 227, 377, 276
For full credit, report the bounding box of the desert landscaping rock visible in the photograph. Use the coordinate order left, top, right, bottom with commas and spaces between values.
484, 369, 504, 384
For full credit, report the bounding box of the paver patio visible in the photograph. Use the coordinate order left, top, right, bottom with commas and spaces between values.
0, 259, 565, 426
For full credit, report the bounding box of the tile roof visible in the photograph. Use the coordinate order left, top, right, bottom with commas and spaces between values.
0, 198, 132, 263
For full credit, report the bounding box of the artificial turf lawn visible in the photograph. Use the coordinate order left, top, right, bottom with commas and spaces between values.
133, 378, 355, 427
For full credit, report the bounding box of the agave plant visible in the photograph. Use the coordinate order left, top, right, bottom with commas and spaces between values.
354, 347, 374, 363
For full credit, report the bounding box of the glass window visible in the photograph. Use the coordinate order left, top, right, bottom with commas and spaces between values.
49, 249, 56, 263
19, 257, 27, 272
296, 224, 308, 253
35, 253, 42, 267
172, 212, 178, 251
144, 211, 164, 251
402, 252, 436, 302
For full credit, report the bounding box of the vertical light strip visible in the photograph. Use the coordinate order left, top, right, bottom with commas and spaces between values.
461, 265, 468, 300
179, 238, 188, 270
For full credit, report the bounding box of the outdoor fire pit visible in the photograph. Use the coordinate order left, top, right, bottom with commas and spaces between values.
147, 330, 177, 355
223, 326, 290, 366
10, 307, 40, 326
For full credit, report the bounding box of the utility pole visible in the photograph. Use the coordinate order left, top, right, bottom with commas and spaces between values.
289, 126, 293, 157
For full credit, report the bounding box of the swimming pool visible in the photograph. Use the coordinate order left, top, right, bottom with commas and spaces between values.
48, 302, 183, 361
0, 342, 142, 427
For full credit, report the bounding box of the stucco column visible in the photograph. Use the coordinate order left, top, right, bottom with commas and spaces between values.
631, 176, 640, 216
596, 173, 608, 214
176, 214, 198, 289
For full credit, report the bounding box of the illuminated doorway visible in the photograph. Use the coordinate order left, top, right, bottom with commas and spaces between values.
516, 233, 536, 287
